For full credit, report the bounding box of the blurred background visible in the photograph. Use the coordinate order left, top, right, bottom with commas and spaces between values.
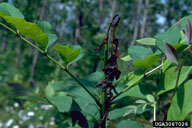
0, 0, 192, 128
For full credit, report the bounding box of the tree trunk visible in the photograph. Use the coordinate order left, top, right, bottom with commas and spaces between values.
39, 0, 47, 21
30, 0, 48, 84
74, 9, 83, 44
75, 19, 81, 44
15, 42, 21, 68
130, 0, 142, 45
59, 20, 65, 41
110, 0, 117, 19
140, 0, 149, 38
93, 0, 104, 72
74, 1, 83, 45
98, 0, 104, 29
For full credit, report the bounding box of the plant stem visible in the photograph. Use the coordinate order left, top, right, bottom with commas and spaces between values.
145, 63, 163, 76
153, 101, 156, 128
0, 22, 99, 106
183, 44, 192, 51
170, 51, 189, 101
0, 22, 17, 34
100, 36, 108, 128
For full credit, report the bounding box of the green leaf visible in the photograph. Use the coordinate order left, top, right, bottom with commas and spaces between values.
128, 46, 158, 69
154, 49, 162, 54
161, 59, 172, 72
108, 106, 132, 120
133, 54, 160, 69
190, 118, 192, 127
167, 80, 192, 121
48, 95, 72, 113
126, 84, 153, 99
116, 120, 143, 128
36, 21, 53, 34
85, 71, 104, 83
180, 31, 188, 45
136, 38, 156, 45
146, 94, 155, 103
45, 82, 56, 98
46, 79, 100, 120
69, 45, 84, 65
50, 72, 103, 96
155, 25, 181, 53
0, 3, 24, 18
120, 55, 132, 62
128, 46, 153, 61
109, 105, 151, 120
157, 66, 192, 95
126, 70, 145, 87
73, 96, 100, 120
0, 13, 48, 47
54, 44, 83, 66
176, 15, 192, 30
45, 83, 72, 112
142, 104, 148, 111
36, 21, 57, 50
135, 100, 146, 104
131, 105, 151, 115
172, 43, 188, 53
47, 81, 95, 102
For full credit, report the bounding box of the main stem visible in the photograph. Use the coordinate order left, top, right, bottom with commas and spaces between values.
100, 39, 108, 128
0, 22, 99, 106
170, 51, 189, 101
